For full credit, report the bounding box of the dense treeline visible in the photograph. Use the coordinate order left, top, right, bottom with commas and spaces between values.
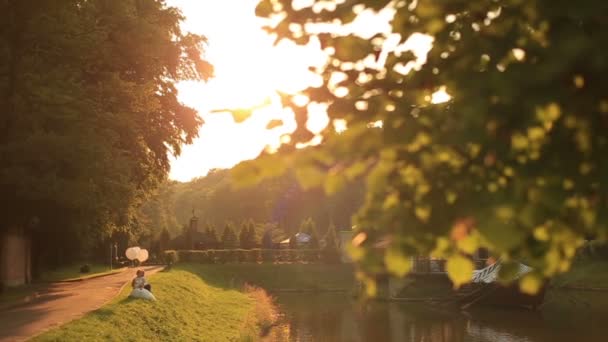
0, 0, 211, 273
137, 169, 364, 243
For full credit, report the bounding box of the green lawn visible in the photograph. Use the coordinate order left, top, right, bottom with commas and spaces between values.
182, 263, 356, 291
38, 263, 123, 283
33, 264, 276, 342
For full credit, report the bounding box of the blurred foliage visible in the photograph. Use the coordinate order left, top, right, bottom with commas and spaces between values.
241, 0, 608, 291
0, 0, 211, 268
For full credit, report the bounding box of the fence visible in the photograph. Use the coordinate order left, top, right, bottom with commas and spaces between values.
163, 248, 341, 265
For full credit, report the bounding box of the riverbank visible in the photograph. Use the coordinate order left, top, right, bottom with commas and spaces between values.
177, 263, 356, 292
31, 264, 277, 341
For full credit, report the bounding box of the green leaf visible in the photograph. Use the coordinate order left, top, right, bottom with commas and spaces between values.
457, 233, 480, 254
333, 35, 372, 61
519, 273, 542, 295
446, 255, 473, 288
384, 248, 412, 277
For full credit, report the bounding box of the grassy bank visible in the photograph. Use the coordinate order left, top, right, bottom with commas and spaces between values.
179, 263, 356, 291
33, 265, 277, 342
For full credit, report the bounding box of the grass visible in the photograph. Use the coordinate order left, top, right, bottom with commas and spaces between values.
553, 259, 608, 288
0, 284, 46, 307
183, 263, 356, 291
33, 264, 277, 342
38, 263, 123, 283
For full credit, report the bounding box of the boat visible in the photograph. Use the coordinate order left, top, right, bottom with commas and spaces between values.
385, 258, 546, 310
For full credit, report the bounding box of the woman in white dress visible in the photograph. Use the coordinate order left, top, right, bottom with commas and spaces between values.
130, 269, 156, 300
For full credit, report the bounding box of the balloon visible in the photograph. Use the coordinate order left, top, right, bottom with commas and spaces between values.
125, 247, 141, 260
137, 249, 149, 262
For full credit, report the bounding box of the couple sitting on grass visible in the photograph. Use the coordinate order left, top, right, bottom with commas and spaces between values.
130, 269, 156, 301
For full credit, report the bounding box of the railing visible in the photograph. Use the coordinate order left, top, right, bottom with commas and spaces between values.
411, 257, 490, 274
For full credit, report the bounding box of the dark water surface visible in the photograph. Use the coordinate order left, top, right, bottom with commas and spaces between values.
265, 290, 608, 342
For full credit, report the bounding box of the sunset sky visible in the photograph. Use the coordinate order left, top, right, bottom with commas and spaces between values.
167, 0, 434, 182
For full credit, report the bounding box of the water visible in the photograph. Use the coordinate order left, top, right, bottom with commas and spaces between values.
265, 290, 608, 341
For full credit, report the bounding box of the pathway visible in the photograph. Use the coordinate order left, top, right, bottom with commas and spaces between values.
0, 265, 163, 342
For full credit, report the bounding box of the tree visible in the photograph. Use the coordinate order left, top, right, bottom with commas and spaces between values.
237, 0, 608, 292
0, 0, 212, 268
324, 223, 339, 251
301, 218, 319, 249
289, 233, 298, 249
322, 223, 341, 263
159, 228, 170, 253
247, 219, 258, 248
205, 224, 219, 250
239, 221, 250, 249
262, 229, 274, 249
221, 223, 238, 249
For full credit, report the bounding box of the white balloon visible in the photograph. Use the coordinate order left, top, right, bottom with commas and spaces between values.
125, 247, 141, 260
137, 249, 149, 262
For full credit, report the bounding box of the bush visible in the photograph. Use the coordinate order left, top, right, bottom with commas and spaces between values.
300, 249, 319, 263
321, 248, 342, 264
237, 249, 249, 263
80, 264, 90, 273
261, 249, 275, 263
215, 250, 228, 263
287, 249, 298, 263
248, 249, 261, 263
163, 250, 178, 264
227, 249, 239, 263
207, 250, 217, 264
164, 248, 325, 264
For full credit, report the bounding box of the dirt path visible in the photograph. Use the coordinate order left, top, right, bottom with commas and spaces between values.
0, 266, 163, 342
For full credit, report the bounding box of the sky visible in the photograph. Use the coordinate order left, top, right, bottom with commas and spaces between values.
166, 0, 324, 181
166, 0, 435, 182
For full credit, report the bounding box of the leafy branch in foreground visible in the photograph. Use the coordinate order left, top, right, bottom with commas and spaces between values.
232, 0, 608, 293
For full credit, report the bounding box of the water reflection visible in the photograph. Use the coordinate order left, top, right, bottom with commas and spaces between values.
266, 291, 608, 342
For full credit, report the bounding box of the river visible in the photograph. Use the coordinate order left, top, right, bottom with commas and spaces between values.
265, 290, 608, 341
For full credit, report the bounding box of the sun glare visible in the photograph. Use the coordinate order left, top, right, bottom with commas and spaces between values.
168, 0, 434, 182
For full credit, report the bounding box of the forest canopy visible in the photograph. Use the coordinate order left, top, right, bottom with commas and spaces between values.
0, 0, 212, 268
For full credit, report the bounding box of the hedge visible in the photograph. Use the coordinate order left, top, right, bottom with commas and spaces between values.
161, 249, 339, 264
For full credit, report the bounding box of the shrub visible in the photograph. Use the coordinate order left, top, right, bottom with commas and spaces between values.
261, 230, 273, 249
80, 264, 90, 273
207, 249, 217, 264
227, 249, 239, 263
163, 250, 178, 264
301, 249, 319, 263
261, 249, 275, 263
215, 250, 228, 263
321, 249, 342, 264
248, 249, 261, 263
287, 249, 298, 263
192, 250, 210, 263
237, 249, 249, 262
